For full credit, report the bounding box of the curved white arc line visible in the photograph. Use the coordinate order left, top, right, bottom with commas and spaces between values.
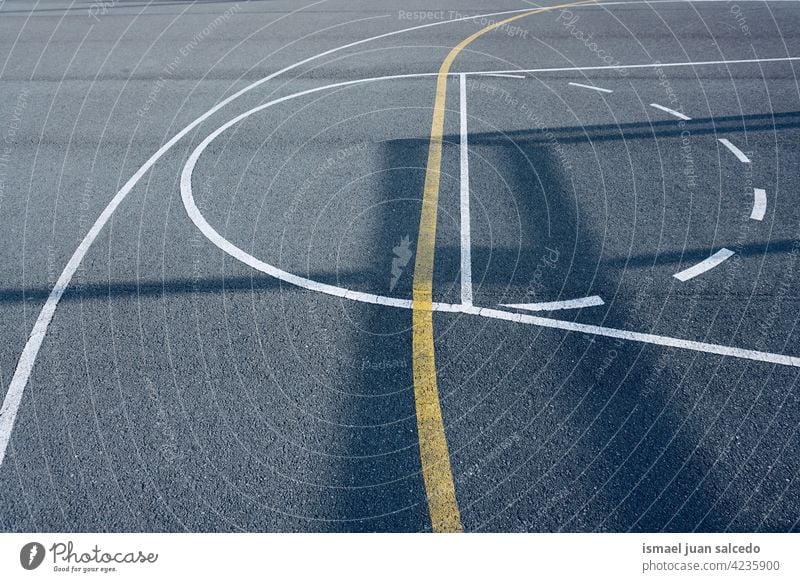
751, 188, 767, 221
4, 0, 800, 467
182, 174, 407, 309
673, 248, 735, 281
180, 81, 800, 370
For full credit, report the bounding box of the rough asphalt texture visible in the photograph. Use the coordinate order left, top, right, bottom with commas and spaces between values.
1, 0, 799, 531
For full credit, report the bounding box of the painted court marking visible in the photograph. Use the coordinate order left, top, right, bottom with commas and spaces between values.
459, 74, 473, 307
569, 82, 613, 94
180, 145, 800, 371
751, 188, 767, 221
479, 73, 526, 79
719, 138, 751, 163
501, 296, 606, 311
650, 102, 691, 120
0, 0, 631, 471
179, 86, 800, 379
462, 55, 800, 77
673, 248, 736, 281
0, 3, 574, 469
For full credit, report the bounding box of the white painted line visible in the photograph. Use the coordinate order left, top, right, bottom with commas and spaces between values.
459, 74, 473, 307
501, 296, 605, 311
4, 0, 800, 468
460, 56, 800, 77
673, 248, 735, 281
719, 138, 751, 163
479, 73, 526, 79
461, 305, 800, 368
569, 82, 613, 94
180, 82, 800, 374
751, 188, 767, 221
649, 102, 691, 120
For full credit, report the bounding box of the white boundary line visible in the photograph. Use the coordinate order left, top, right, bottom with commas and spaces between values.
569, 82, 613, 94
751, 188, 767, 221
649, 102, 691, 120
673, 248, 736, 281
501, 296, 605, 311
459, 73, 473, 307
3, 0, 800, 466
719, 138, 752, 163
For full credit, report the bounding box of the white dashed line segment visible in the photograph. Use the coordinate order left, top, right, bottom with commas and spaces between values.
649, 102, 691, 120
719, 138, 751, 163
569, 82, 613, 93
4, 1, 800, 468
673, 248, 736, 281
751, 188, 767, 221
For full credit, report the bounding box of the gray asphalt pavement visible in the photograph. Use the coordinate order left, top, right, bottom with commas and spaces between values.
1, 0, 800, 532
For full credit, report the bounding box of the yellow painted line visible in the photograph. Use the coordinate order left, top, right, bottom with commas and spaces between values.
412, 1, 596, 532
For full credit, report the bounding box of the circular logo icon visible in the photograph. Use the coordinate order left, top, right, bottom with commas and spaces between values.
20, 542, 45, 570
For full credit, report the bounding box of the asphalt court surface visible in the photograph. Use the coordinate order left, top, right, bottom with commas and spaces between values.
1, 0, 800, 532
